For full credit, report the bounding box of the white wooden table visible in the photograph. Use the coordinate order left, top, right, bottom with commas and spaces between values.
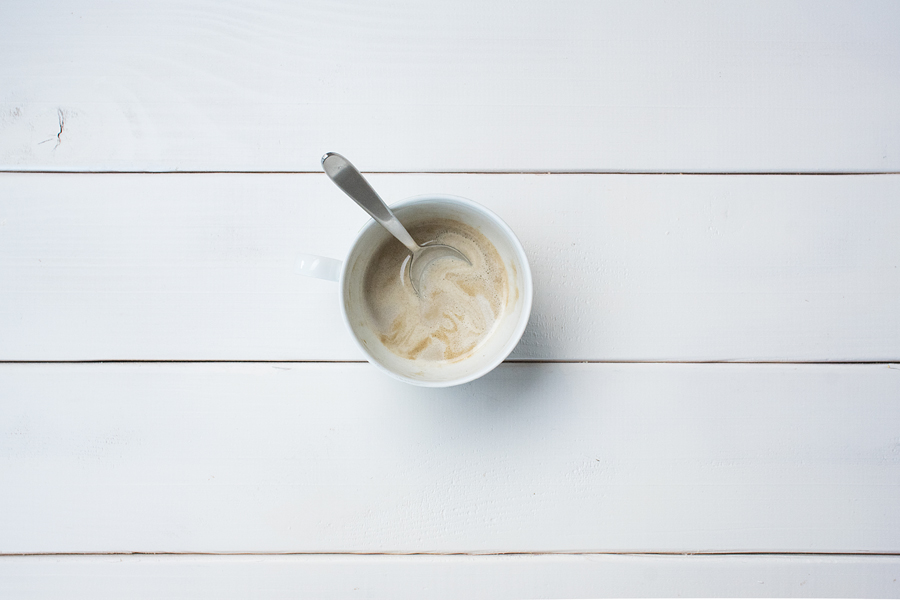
2, 1, 899, 597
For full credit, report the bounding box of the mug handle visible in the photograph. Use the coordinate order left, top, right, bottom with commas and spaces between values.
294, 254, 342, 282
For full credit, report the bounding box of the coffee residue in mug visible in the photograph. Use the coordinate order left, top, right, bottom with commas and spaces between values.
363, 218, 508, 362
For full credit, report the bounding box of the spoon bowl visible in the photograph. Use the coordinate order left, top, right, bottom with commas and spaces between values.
406, 241, 470, 294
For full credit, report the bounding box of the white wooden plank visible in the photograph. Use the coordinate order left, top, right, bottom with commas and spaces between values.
1, 554, 898, 599
2, 0, 899, 173
1, 362, 897, 554
2, 173, 899, 361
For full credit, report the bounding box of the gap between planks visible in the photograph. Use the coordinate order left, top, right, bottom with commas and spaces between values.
3, 552, 900, 558
3, 171, 900, 176
1, 360, 898, 365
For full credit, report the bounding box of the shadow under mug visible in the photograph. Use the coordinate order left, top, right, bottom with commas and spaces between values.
295, 194, 533, 387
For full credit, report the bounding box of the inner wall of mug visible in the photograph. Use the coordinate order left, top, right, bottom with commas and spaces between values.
342, 196, 529, 385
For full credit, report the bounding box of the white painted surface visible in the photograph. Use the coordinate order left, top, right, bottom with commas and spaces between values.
2, 173, 899, 361
2, 554, 899, 599
2, 362, 898, 554
2, 1, 900, 172
4, 0, 899, 593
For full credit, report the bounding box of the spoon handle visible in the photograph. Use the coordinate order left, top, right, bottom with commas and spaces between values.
321, 152, 420, 253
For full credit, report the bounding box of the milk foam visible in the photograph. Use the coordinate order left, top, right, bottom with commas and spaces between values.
363, 218, 508, 362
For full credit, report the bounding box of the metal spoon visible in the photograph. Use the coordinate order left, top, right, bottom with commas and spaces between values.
321, 152, 470, 295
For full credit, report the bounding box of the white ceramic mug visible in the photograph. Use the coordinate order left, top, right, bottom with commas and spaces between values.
295, 194, 532, 387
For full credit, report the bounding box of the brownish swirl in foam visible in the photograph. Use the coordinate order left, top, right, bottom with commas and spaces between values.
363, 218, 508, 362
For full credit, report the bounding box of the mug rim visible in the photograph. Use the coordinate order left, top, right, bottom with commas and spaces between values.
338, 193, 533, 387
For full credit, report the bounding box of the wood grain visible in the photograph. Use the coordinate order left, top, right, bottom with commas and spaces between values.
2, 362, 898, 554
2, 0, 899, 172
2, 554, 899, 599
5, 1, 899, 592
2, 173, 899, 361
